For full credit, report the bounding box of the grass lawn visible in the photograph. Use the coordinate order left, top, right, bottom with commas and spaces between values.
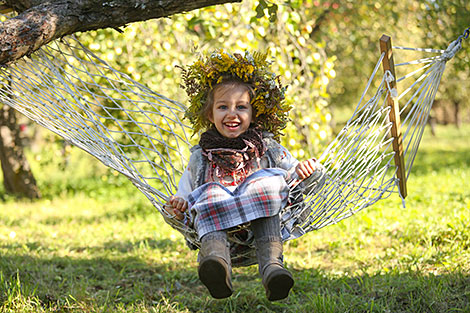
0, 124, 469, 312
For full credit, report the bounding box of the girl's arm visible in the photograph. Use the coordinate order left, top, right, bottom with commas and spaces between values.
164, 151, 197, 220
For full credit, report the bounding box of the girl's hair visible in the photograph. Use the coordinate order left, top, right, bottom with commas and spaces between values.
202, 78, 256, 123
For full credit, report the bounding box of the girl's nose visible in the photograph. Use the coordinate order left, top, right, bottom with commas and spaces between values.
227, 108, 237, 117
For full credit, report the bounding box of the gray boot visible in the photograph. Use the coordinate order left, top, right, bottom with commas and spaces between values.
198, 232, 233, 299
251, 216, 294, 301
255, 239, 294, 301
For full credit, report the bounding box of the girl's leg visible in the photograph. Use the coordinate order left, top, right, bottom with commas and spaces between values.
198, 230, 232, 299
250, 215, 294, 301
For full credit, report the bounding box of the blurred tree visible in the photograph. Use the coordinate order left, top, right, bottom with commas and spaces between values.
0, 102, 40, 199
298, 0, 469, 128
416, 0, 470, 127
301, 1, 421, 120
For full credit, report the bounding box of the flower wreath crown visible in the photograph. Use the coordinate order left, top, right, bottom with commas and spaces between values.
179, 49, 291, 140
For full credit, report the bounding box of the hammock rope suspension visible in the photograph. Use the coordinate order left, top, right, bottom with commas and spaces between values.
0, 22, 465, 263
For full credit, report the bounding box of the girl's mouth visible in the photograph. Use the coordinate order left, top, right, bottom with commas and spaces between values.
224, 122, 240, 129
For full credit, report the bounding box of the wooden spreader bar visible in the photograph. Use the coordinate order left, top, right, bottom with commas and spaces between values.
380, 34, 407, 198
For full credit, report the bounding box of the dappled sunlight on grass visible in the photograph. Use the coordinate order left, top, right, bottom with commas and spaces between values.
0, 124, 469, 312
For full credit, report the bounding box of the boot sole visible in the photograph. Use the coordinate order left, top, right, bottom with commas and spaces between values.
265, 268, 294, 301
198, 256, 233, 299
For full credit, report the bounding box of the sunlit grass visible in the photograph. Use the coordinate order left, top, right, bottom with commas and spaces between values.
0, 124, 469, 312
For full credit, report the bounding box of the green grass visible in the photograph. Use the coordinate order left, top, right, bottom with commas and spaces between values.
0, 125, 469, 312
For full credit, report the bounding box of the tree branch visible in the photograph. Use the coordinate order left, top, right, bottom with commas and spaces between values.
0, 0, 241, 65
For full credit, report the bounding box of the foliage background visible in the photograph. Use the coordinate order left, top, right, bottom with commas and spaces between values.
21, 0, 468, 170
0, 1, 469, 311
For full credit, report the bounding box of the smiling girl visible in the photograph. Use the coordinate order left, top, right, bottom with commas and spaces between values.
165, 51, 323, 301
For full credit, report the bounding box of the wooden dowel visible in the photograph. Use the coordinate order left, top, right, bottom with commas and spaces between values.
380, 34, 407, 198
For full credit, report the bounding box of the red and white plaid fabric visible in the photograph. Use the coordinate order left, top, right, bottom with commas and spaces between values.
188, 168, 289, 239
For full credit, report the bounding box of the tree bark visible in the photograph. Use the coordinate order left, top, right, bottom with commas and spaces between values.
453, 100, 460, 129
0, 102, 41, 199
0, 0, 241, 65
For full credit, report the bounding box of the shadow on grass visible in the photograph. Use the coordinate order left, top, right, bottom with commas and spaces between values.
0, 249, 197, 310
288, 267, 470, 313
1, 249, 469, 312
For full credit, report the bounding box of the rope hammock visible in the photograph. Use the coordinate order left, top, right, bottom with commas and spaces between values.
0, 23, 467, 265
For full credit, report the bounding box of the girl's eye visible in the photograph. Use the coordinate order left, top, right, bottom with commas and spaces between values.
237, 104, 248, 110
217, 104, 227, 110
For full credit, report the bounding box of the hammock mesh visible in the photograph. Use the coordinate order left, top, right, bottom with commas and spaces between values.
0, 24, 463, 262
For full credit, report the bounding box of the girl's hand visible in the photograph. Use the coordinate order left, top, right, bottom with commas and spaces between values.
295, 158, 318, 179
165, 195, 188, 220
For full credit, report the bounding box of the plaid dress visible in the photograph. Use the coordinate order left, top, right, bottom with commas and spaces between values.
188, 168, 289, 239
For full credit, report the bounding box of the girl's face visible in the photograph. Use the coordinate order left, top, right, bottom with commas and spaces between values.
209, 84, 253, 138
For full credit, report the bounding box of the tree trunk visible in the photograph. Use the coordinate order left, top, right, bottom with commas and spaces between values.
0, 103, 41, 199
453, 100, 461, 129
0, 0, 241, 65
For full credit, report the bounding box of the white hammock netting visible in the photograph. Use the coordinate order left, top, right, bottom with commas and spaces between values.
0, 26, 465, 264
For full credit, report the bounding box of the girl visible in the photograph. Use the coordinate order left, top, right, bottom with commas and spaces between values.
166, 50, 324, 301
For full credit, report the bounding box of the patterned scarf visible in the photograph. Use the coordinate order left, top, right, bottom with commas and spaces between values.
199, 128, 266, 183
